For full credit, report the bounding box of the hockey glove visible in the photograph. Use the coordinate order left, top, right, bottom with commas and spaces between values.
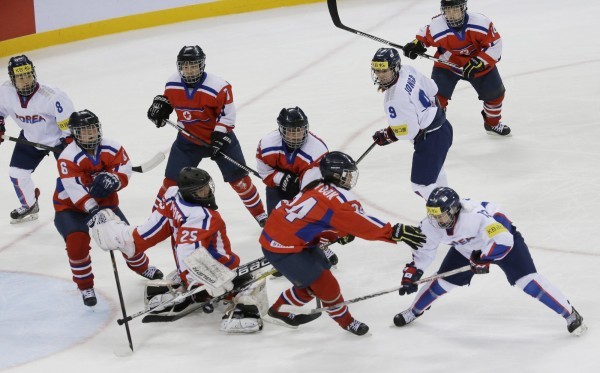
210, 131, 232, 160
399, 262, 424, 295
469, 250, 490, 274
372, 126, 398, 146
89, 172, 121, 199
403, 39, 427, 60
147, 95, 173, 128
336, 235, 355, 245
462, 57, 486, 80
392, 224, 426, 250
278, 172, 300, 199
0, 116, 5, 145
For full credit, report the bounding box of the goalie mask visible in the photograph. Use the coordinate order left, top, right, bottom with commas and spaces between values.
69, 109, 102, 152
277, 106, 309, 150
178, 167, 218, 209
371, 48, 401, 90
441, 0, 468, 28
426, 187, 462, 229
177, 45, 206, 85
8, 55, 38, 96
320, 151, 359, 190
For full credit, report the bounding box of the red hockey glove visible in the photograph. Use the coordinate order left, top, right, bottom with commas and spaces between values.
372, 126, 398, 146
399, 262, 424, 295
469, 250, 490, 274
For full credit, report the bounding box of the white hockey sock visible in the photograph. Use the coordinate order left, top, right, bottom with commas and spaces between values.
515, 273, 572, 317
9, 167, 36, 207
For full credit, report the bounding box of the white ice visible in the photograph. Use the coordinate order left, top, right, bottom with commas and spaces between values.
1, 0, 599, 371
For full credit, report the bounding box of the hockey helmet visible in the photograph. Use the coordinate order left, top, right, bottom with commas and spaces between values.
371, 48, 401, 90
277, 107, 309, 149
177, 45, 206, 85
426, 187, 462, 229
319, 151, 359, 190
69, 110, 102, 152
8, 55, 37, 96
178, 167, 217, 209
440, 0, 468, 28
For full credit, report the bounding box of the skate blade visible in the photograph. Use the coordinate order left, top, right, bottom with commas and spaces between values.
10, 213, 39, 224
572, 323, 589, 336
262, 314, 299, 329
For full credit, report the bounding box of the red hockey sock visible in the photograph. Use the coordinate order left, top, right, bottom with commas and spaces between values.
229, 175, 266, 220
65, 232, 94, 290
309, 270, 353, 328
272, 286, 314, 313
483, 95, 504, 126
437, 95, 449, 110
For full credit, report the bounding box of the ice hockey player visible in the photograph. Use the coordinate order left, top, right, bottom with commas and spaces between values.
402, 0, 510, 136
260, 151, 426, 336
0, 55, 75, 223
147, 45, 267, 226
53, 109, 163, 307
255, 106, 340, 266
88, 167, 266, 333
393, 187, 587, 336
370, 48, 453, 200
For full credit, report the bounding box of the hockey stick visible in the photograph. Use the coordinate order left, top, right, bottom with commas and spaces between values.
117, 256, 272, 325
163, 119, 260, 178
0, 134, 163, 174
280, 265, 471, 315
109, 251, 134, 352
356, 141, 377, 164
327, 0, 461, 70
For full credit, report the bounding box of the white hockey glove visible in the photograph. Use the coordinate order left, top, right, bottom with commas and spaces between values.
87, 209, 135, 257
182, 249, 236, 297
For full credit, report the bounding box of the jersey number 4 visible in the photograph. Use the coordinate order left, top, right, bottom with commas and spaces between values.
285, 197, 317, 223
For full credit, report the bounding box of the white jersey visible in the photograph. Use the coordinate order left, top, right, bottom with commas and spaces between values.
413, 199, 515, 271
382, 65, 440, 142
0, 81, 74, 147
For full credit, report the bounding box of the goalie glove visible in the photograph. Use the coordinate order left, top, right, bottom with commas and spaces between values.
182, 249, 236, 297
87, 209, 135, 257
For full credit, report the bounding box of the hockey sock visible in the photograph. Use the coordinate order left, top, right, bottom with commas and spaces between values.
482, 95, 504, 126
123, 251, 150, 274
309, 270, 353, 328
152, 177, 177, 211
9, 167, 36, 207
272, 286, 314, 314
437, 95, 449, 110
229, 176, 266, 220
66, 232, 94, 290
411, 278, 457, 315
515, 273, 572, 317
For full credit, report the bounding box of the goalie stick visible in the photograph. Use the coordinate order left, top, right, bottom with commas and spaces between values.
163, 119, 261, 178
0, 134, 164, 173
327, 0, 461, 70
117, 256, 272, 325
280, 265, 471, 315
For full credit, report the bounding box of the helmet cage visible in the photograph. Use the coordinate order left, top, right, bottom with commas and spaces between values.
279, 123, 309, 149
320, 151, 359, 191
8, 56, 37, 96
441, 0, 467, 28
426, 205, 459, 229
177, 168, 217, 208
426, 187, 461, 229
177, 59, 205, 85
69, 111, 102, 152
371, 48, 401, 89
334, 168, 359, 190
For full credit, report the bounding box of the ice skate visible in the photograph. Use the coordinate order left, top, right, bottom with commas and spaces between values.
140, 266, 164, 280
393, 308, 421, 327
566, 307, 588, 336
10, 188, 40, 224
264, 305, 321, 328
345, 318, 369, 336
81, 288, 97, 307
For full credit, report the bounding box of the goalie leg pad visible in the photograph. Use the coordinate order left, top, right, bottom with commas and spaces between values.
220, 304, 263, 334
234, 277, 269, 317
182, 249, 236, 295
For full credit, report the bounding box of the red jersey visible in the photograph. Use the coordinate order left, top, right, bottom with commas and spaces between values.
53, 138, 131, 213
260, 182, 395, 254
132, 186, 240, 284
416, 12, 502, 77
164, 71, 235, 145
256, 130, 328, 188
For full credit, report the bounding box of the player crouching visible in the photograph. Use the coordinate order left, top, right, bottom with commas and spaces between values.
87, 167, 267, 333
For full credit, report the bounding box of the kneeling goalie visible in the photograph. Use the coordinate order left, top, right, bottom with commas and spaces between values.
88, 167, 269, 333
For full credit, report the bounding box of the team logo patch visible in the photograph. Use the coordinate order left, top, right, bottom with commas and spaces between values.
485, 222, 508, 238
371, 61, 389, 70
390, 124, 408, 136
57, 118, 69, 131
426, 206, 442, 215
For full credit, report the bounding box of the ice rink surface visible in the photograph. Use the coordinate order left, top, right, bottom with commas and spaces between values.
1, 0, 599, 371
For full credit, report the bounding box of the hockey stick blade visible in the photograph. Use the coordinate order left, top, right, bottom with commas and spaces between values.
326, 0, 461, 69
279, 265, 472, 315
132, 152, 165, 173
